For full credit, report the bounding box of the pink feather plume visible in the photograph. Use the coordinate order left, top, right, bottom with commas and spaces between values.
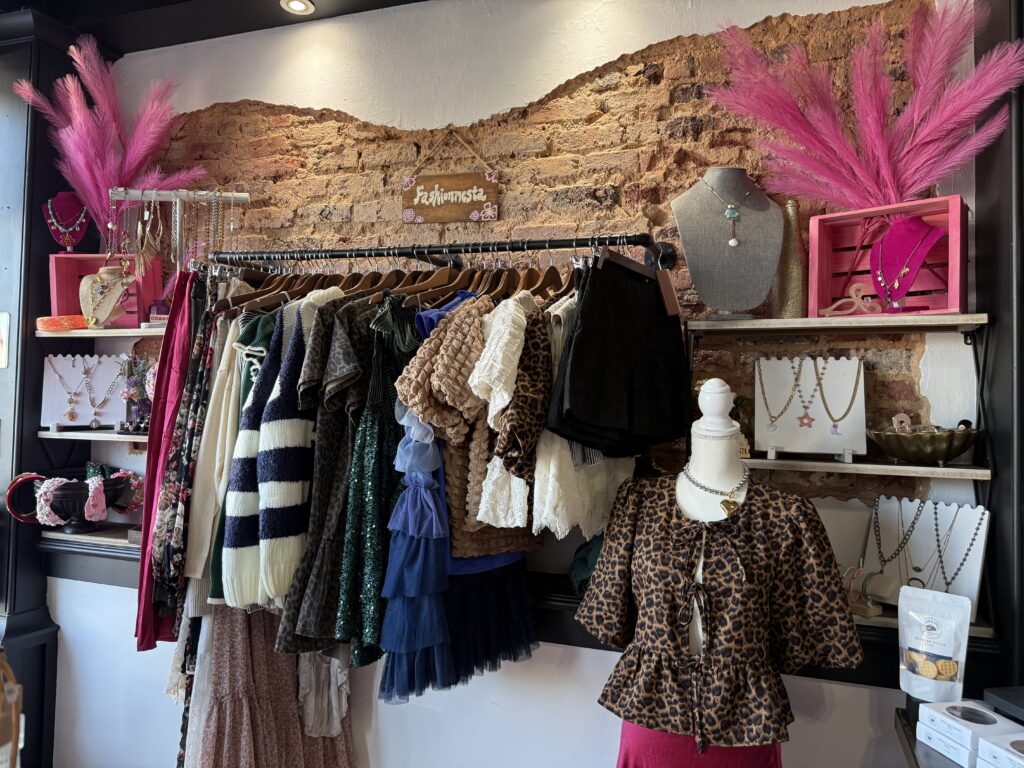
13, 34, 204, 230
709, 2, 1024, 209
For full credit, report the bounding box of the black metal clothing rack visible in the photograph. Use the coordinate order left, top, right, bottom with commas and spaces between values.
205, 233, 679, 271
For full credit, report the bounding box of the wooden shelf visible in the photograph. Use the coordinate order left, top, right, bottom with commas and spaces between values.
37, 429, 148, 444
687, 313, 988, 336
40, 525, 139, 551
35, 326, 165, 339
745, 457, 990, 481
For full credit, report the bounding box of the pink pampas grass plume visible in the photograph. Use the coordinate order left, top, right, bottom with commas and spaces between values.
708, 0, 1024, 209
14, 34, 203, 231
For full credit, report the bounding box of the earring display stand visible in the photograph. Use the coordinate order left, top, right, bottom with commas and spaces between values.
862, 496, 989, 622
753, 356, 866, 458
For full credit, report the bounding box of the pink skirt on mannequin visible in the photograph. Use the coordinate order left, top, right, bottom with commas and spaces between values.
617, 721, 783, 768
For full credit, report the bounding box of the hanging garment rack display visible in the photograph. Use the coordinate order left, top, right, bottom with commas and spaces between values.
109, 187, 252, 269
205, 233, 679, 272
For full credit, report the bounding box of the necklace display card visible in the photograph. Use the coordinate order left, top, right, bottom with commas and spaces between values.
862, 495, 988, 622
753, 355, 866, 456
41, 354, 124, 430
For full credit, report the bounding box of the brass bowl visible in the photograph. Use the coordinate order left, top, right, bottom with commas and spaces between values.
866, 426, 978, 466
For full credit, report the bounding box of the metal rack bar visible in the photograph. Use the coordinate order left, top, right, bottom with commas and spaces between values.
206, 233, 678, 271
108, 187, 251, 204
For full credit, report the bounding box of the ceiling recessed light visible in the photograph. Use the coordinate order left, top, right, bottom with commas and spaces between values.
281, 0, 315, 15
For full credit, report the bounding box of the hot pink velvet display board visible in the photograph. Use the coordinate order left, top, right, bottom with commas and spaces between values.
48, 253, 162, 328
808, 195, 968, 316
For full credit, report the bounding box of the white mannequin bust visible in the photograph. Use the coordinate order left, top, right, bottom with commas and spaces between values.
676, 378, 748, 523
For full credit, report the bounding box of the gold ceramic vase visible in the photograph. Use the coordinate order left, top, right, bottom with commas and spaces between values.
769, 199, 808, 318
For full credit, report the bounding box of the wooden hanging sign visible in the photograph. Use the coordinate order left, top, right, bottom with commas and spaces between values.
401, 171, 499, 224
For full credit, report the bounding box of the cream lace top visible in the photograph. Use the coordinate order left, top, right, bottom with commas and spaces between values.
468, 290, 536, 429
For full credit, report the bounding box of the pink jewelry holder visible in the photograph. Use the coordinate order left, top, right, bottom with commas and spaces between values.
808, 195, 968, 316
48, 253, 162, 329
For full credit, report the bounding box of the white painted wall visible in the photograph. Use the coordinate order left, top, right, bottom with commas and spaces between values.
48, 578, 180, 768
40, 1, 977, 767
47, 574, 906, 768
115, 0, 888, 130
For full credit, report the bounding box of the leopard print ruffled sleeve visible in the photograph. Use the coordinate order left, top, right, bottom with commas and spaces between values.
575, 477, 862, 749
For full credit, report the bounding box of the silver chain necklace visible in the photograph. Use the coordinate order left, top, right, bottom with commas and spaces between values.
701, 178, 753, 247
682, 462, 750, 517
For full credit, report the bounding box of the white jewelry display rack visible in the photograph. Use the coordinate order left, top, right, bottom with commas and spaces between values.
108, 187, 251, 270
862, 495, 989, 622
754, 355, 867, 460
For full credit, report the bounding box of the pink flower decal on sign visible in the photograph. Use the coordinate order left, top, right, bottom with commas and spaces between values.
480, 202, 498, 221
402, 176, 417, 191
415, 215, 424, 223
403, 208, 416, 223
469, 210, 480, 221
485, 170, 498, 183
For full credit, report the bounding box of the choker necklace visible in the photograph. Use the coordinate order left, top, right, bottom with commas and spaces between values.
46, 199, 87, 247
933, 505, 985, 592
756, 357, 802, 432
45, 357, 85, 422
812, 358, 862, 436
873, 496, 926, 573
701, 178, 752, 247
681, 463, 750, 517
874, 230, 930, 306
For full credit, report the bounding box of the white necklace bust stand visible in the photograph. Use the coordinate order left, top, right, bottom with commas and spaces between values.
670, 167, 783, 319
676, 379, 749, 654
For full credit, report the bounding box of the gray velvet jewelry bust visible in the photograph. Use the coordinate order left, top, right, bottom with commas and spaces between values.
671, 167, 783, 315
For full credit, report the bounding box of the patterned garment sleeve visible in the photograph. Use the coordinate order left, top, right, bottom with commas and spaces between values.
574, 478, 639, 650
769, 497, 865, 674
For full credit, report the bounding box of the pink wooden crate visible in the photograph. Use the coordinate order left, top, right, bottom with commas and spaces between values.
808, 195, 968, 316
48, 253, 163, 329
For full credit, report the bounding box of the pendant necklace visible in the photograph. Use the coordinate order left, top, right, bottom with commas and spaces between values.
756, 358, 802, 433
792, 357, 820, 428
701, 179, 752, 247
874, 230, 930, 306
45, 357, 85, 422
681, 462, 750, 517
46, 199, 87, 248
812, 357, 862, 436
872, 495, 926, 573
919, 505, 959, 590
83, 360, 124, 429
933, 505, 985, 593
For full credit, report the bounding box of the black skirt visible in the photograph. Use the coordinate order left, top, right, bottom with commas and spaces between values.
546, 259, 690, 456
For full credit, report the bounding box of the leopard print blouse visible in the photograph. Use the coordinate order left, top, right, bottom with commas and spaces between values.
576, 476, 862, 749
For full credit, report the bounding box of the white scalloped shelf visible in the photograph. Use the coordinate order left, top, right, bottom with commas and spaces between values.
35, 326, 165, 338
687, 313, 988, 336
745, 457, 989, 481
37, 430, 148, 444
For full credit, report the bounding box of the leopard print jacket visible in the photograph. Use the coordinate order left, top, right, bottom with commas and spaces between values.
576, 477, 863, 748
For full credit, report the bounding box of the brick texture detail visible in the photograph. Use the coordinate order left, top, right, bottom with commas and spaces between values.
161, 0, 941, 501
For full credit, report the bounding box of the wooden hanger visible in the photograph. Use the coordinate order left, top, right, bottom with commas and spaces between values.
417, 267, 476, 308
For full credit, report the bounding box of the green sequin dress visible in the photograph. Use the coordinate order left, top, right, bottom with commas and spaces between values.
335, 293, 419, 666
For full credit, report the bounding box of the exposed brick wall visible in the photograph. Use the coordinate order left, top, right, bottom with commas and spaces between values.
161, 0, 946, 501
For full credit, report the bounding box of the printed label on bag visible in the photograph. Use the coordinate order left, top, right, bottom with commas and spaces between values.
906, 612, 956, 656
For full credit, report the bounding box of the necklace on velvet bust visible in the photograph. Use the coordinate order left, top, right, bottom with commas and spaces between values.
700, 178, 752, 247
45, 198, 88, 248
874, 231, 929, 306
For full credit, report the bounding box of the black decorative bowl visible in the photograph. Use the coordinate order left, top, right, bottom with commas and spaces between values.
5, 467, 132, 534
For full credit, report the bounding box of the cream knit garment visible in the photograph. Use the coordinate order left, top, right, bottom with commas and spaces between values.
258, 288, 344, 602
186, 318, 242, 579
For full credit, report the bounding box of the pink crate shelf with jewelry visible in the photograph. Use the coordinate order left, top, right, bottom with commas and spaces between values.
808, 195, 967, 317
48, 253, 162, 329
